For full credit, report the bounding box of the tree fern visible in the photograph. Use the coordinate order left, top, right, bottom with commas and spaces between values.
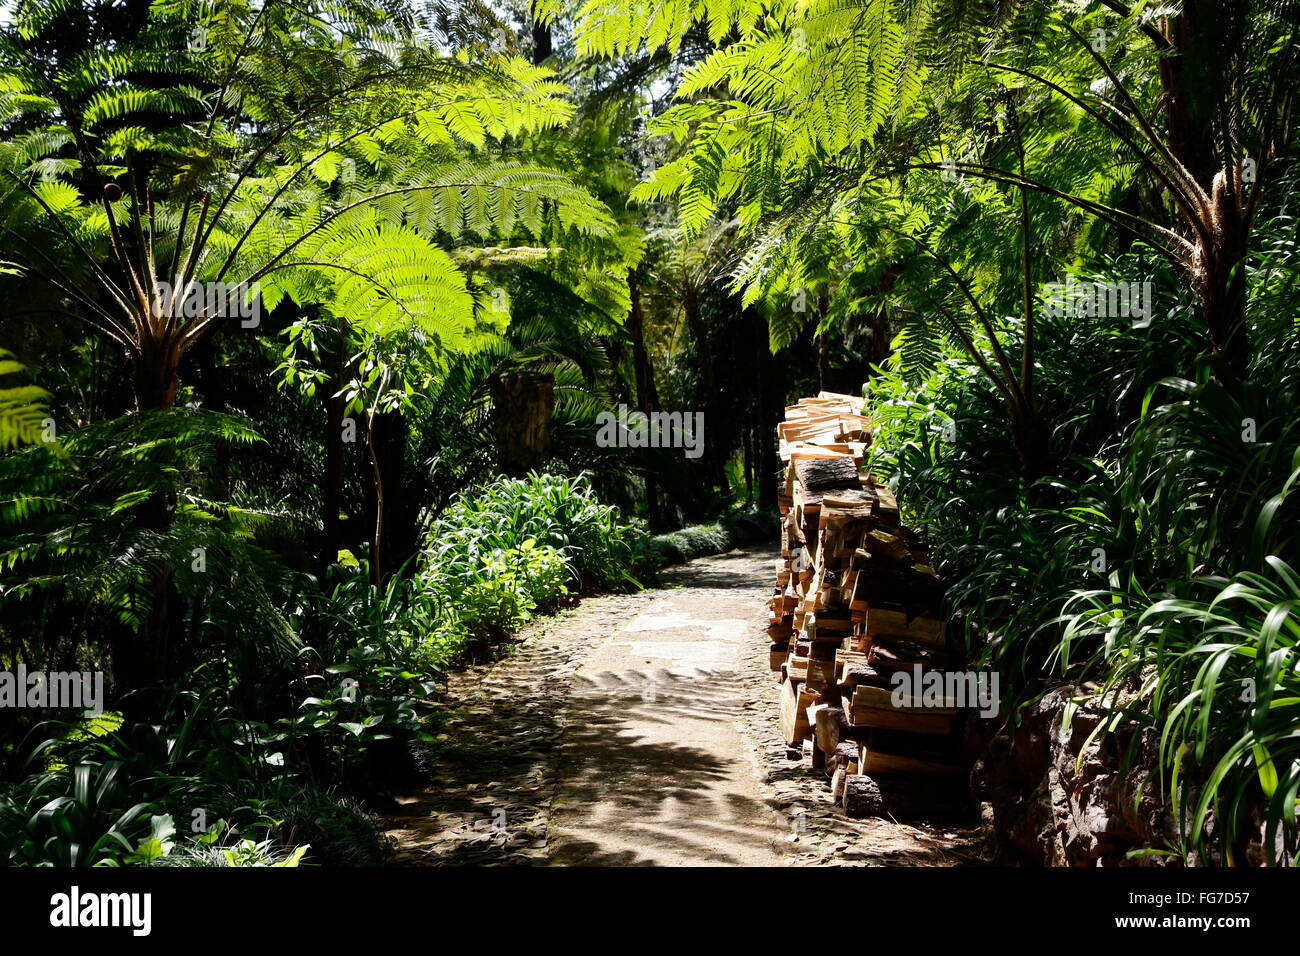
0, 0, 618, 414
0, 347, 51, 451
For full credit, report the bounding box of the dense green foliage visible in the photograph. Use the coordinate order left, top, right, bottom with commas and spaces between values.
0, 471, 647, 866
651, 510, 776, 565
0, 0, 667, 867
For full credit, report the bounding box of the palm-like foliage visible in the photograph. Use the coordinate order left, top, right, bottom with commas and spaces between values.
556, 0, 1298, 388
866, 200, 1300, 861
0, 0, 615, 408
0, 345, 51, 450
0, 407, 300, 687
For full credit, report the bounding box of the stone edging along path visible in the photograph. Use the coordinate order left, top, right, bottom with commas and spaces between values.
383, 547, 991, 866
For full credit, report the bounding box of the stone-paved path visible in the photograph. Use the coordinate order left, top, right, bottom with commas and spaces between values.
383, 548, 991, 866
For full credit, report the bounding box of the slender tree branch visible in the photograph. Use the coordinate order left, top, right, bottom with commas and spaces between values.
1096, 0, 1172, 51
1060, 22, 1209, 218
986, 60, 1207, 233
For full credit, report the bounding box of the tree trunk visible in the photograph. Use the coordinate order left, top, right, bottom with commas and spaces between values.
742, 423, 753, 503
132, 338, 181, 411
366, 409, 385, 587
682, 285, 727, 495
320, 317, 348, 582
367, 409, 410, 583
491, 370, 555, 476
1158, 3, 1253, 377
115, 337, 182, 706
1009, 404, 1050, 487
753, 307, 782, 506
530, 18, 552, 64
627, 270, 664, 529
386, 414, 417, 575
864, 263, 901, 379
1196, 174, 1251, 379
817, 294, 830, 393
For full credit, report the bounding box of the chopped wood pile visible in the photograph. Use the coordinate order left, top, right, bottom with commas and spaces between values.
769, 392, 966, 819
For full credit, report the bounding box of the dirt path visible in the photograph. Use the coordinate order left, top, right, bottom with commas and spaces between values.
383, 547, 991, 867
544, 550, 788, 865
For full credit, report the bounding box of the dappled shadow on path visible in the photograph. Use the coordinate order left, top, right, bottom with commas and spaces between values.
547, 663, 787, 867
657, 548, 776, 591
380, 594, 646, 866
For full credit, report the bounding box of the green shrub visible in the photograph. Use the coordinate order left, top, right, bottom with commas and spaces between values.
650, 510, 778, 565
155, 832, 309, 867
424, 472, 655, 592
418, 539, 571, 640
312, 562, 468, 676
0, 758, 160, 867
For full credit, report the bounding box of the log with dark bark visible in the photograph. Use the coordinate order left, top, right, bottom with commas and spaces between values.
795, 455, 860, 491
841, 773, 956, 819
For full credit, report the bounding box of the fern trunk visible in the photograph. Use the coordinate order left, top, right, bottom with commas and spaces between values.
491, 370, 555, 476
113, 337, 183, 706
320, 318, 349, 582
132, 339, 181, 411
1158, 1, 1254, 378
1194, 181, 1251, 380
627, 270, 665, 529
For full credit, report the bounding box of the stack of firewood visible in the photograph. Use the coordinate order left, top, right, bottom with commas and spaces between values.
769, 392, 964, 819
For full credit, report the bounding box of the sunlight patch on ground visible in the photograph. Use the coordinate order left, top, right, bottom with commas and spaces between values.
620, 611, 748, 642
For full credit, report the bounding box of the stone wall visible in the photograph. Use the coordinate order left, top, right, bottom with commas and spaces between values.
969, 686, 1181, 866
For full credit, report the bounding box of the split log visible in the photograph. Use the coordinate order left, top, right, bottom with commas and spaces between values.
854, 566, 944, 610
847, 700, 952, 735
813, 705, 849, 756
806, 657, 836, 690
858, 743, 962, 776
795, 456, 861, 491
833, 741, 859, 770
861, 529, 913, 567
780, 677, 818, 745
867, 640, 958, 673
852, 684, 956, 715
840, 662, 891, 689
831, 766, 847, 799
862, 607, 946, 648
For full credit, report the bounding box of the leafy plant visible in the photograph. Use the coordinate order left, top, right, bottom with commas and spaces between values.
0, 758, 159, 867
424, 471, 653, 593
152, 823, 310, 868
287, 641, 438, 780
0, 347, 52, 451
